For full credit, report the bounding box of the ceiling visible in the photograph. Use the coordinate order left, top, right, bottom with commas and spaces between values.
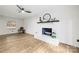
0, 5, 54, 19
0, 5, 79, 19
0, 5, 39, 19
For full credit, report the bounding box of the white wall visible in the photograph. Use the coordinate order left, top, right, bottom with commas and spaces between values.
24, 5, 79, 47
24, 17, 35, 35
71, 6, 79, 47
0, 15, 24, 35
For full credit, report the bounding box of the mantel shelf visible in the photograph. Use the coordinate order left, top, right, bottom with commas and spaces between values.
37, 20, 59, 23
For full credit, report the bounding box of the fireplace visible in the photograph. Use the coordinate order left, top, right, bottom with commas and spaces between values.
42, 28, 52, 36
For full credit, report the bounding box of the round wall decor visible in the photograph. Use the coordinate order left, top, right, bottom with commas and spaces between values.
42, 13, 51, 22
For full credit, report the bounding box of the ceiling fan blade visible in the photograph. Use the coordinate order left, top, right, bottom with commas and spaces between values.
17, 5, 22, 10
17, 5, 32, 13
25, 11, 32, 13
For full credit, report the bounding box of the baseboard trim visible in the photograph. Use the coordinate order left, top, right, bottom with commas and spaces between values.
0, 33, 18, 36
59, 42, 79, 48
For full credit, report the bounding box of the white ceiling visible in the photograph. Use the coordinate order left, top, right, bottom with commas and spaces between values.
0, 5, 79, 19
0, 5, 63, 19
0, 5, 39, 19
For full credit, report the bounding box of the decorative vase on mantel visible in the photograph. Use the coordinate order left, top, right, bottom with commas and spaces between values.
51, 17, 56, 21
39, 17, 42, 22
53, 17, 56, 20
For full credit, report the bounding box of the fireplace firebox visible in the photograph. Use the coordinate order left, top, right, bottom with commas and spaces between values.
42, 28, 52, 36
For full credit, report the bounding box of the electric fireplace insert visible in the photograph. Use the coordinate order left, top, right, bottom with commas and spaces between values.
42, 28, 52, 36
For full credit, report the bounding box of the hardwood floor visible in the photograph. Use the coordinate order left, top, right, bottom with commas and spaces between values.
0, 33, 79, 53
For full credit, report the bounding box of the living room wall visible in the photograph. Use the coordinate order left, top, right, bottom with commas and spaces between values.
24, 5, 79, 47
0, 15, 24, 35
72, 6, 79, 47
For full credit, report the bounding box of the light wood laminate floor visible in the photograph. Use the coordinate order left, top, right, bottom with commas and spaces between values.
0, 33, 79, 53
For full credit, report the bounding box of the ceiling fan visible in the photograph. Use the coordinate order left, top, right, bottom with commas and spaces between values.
17, 5, 32, 13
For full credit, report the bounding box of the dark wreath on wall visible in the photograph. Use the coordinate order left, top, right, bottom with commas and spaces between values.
40, 13, 51, 22
38, 13, 59, 23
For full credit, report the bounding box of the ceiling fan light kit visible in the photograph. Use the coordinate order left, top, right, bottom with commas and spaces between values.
21, 10, 25, 13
